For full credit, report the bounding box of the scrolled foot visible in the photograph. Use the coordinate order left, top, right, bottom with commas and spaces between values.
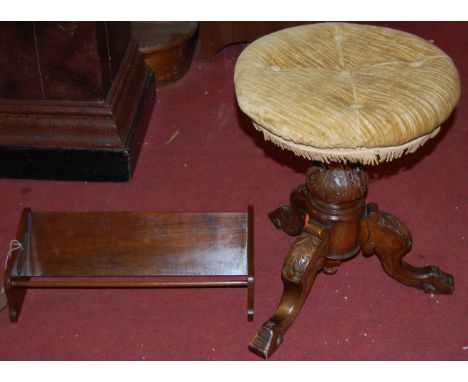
249, 222, 328, 359
360, 203, 455, 295
248, 319, 283, 359
418, 265, 454, 294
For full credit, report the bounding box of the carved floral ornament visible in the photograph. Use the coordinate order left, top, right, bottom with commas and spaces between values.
306, 163, 368, 203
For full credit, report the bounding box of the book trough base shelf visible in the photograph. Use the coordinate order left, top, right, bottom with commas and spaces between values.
3, 207, 255, 322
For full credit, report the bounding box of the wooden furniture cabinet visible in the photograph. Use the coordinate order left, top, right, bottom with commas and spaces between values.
199, 21, 296, 60
0, 22, 155, 181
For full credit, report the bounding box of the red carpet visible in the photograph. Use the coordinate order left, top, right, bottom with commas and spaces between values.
0, 22, 467, 360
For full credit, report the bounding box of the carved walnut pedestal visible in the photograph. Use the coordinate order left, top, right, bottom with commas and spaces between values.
249, 162, 454, 359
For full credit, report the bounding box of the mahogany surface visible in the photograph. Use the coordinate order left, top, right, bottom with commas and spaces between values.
3, 207, 255, 322
199, 21, 296, 60
249, 162, 454, 359
28, 211, 249, 277
0, 22, 155, 181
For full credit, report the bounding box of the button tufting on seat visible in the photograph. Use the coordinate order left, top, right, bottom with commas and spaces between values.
234, 23, 461, 164
409, 60, 424, 67
340, 70, 352, 77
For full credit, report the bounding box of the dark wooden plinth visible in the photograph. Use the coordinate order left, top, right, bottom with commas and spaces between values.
0, 145, 138, 182
249, 162, 454, 359
0, 73, 155, 182
4, 207, 254, 322
0, 22, 155, 182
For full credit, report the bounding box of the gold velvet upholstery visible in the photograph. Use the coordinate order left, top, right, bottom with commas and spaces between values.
234, 23, 461, 164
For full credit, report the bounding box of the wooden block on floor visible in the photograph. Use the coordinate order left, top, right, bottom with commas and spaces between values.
132, 21, 198, 86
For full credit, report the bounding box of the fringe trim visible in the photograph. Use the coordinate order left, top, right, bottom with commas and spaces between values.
253, 122, 441, 165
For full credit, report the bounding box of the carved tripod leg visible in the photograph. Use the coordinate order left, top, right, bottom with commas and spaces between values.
360, 203, 454, 294
248, 222, 328, 359
268, 184, 308, 236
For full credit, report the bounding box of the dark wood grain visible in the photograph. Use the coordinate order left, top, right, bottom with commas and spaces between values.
11, 280, 249, 288
100, 22, 132, 81
199, 21, 296, 60
0, 22, 43, 99
0, 22, 154, 181
27, 211, 249, 277
0, 22, 131, 101
250, 162, 454, 359
33, 22, 106, 100
4, 208, 255, 322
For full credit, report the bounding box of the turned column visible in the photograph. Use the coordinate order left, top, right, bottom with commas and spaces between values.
249, 162, 454, 359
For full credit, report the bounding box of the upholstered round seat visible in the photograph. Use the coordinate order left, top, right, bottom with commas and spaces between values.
234, 23, 461, 164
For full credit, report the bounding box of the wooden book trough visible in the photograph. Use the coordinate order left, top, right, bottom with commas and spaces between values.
3, 207, 254, 322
